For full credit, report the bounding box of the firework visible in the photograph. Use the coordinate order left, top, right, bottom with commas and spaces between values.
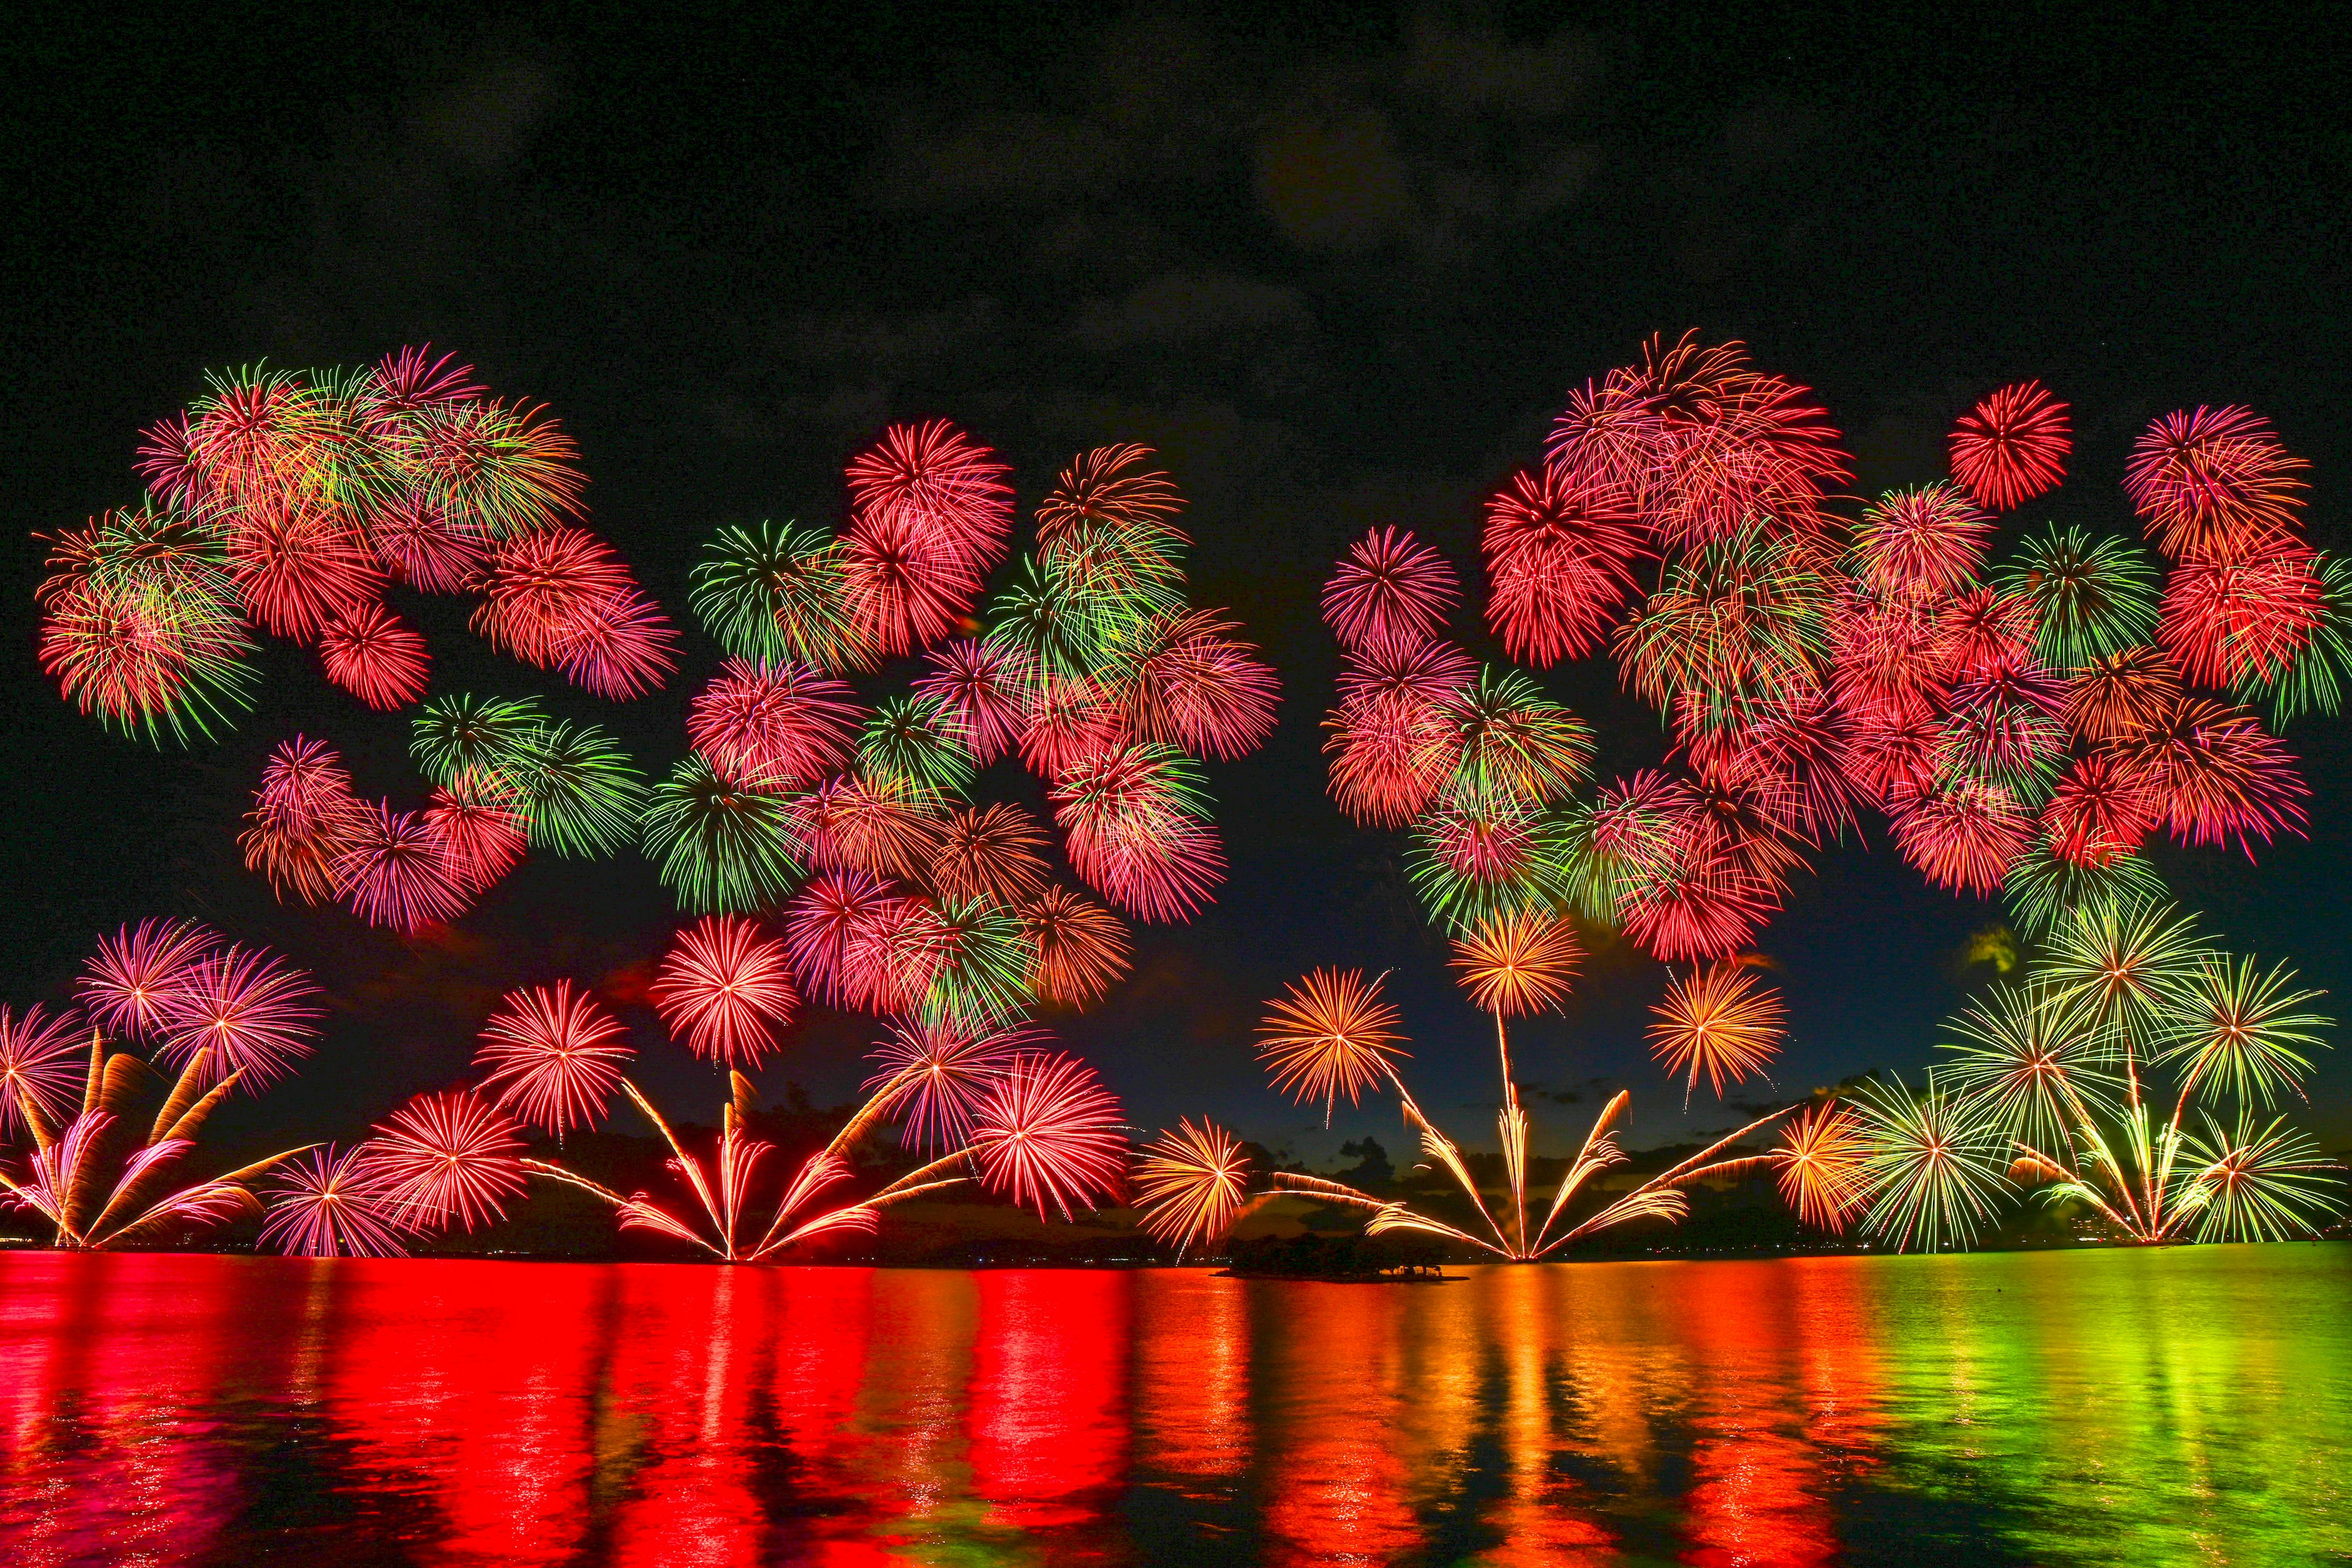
242, 736, 366, 903
858, 695, 976, 795
2159, 540, 2324, 690
474, 979, 634, 1137
1774, 1102, 1870, 1233
314, 601, 431, 709
641, 754, 802, 914
782, 872, 902, 1012
37, 504, 258, 745
1853, 483, 1992, 597
1018, 886, 1132, 1009
864, 1019, 1027, 1152
1993, 526, 2158, 671
363, 1089, 528, 1233
1036, 443, 1186, 545
1117, 609, 1282, 760
1938, 587, 2038, 680
2260, 551, 2352, 725
2038, 900, 2207, 1042
1935, 657, 2070, 790
931, 804, 1051, 905
260, 1147, 411, 1258
1949, 381, 2071, 511
845, 419, 1013, 574
396, 396, 586, 538
1852, 1072, 2012, 1252
1019, 672, 1125, 778
1648, 962, 1785, 1104
510, 722, 646, 858
1441, 669, 1594, 808
1257, 968, 1407, 1125
337, 802, 470, 932
2124, 405, 2307, 560
967, 1051, 1126, 1221
2160, 954, 2329, 1108
157, 944, 323, 1091
2109, 697, 2308, 855
76, 918, 221, 1041
1482, 463, 1647, 667
410, 694, 548, 786
690, 521, 867, 671
1322, 526, 1460, 654
0, 1006, 84, 1137
1325, 688, 1457, 827
550, 583, 680, 701
423, 771, 529, 894
1939, 979, 2116, 1153
1133, 1118, 1251, 1259
1615, 526, 1830, 734
1449, 908, 1581, 1018
221, 494, 384, 643
839, 505, 979, 660
2065, 646, 2182, 743
1033, 445, 1189, 619
472, 527, 630, 666
369, 492, 487, 592
2006, 840, 2165, 940
649, 916, 799, 1069
914, 638, 1033, 764
1050, 742, 1226, 921
1890, 775, 2032, 897
2184, 1115, 2345, 1243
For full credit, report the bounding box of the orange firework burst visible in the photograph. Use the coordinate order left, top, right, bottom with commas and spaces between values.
1449, 907, 1581, 1017
1774, 1101, 1870, 1232
1257, 968, 1408, 1125
1649, 960, 1786, 1104
1133, 1118, 1252, 1258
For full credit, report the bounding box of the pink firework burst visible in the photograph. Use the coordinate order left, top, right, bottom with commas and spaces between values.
474, 978, 634, 1137
472, 526, 633, 666
968, 1051, 1127, 1220
1888, 777, 2032, 897
2111, 698, 2309, 856
914, 638, 1034, 766
2042, 753, 2158, 868
260, 1145, 411, 1259
364, 1089, 528, 1233
77, 918, 222, 1042
369, 493, 487, 592
1949, 381, 2071, 512
649, 915, 799, 1069
0, 1004, 85, 1136
839, 505, 980, 660
2124, 405, 2309, 560
336, 801, 470, 932
783, 871, 905, 1012
423, 771, 529, 894
317, 601, 431, 709
158, 943, 323, 1091
864, 1019, 1030, 1153
1322, 526, 1460, 654
1852, 483, 1994, 598
2158, 541, 2324, 691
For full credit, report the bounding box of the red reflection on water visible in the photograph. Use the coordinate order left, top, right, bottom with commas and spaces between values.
601, 1266, 770, 1567
0, 1255, 254, 1568
1257, 1282, 1423, 1567
1664, 1261, 1841, 1568
967, 1269, 1131, 1530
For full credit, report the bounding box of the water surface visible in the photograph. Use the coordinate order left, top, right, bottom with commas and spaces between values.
1, 1246, 2345, 1565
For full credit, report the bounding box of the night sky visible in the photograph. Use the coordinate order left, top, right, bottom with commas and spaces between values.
6, 4, 2347, 1169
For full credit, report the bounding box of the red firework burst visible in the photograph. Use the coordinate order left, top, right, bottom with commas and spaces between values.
864, 1019, 1028, 1152
1050, 743, 1226, 922
914, 638, 1035, 765
158, 943, 323, 1091
242, 736, 367, 904
336, 802, 470, 932
1482, 462, 1648, 666
317, 601, 430, 709
474, 979, 634, 1136
77, 918, 221, 1041
551, 584, 679, 699
649, 914, 799, 1069
845, 419, 1014, 575
1121, 612, 1282, 761
1938, 587, 2039, 680
687, 658, 861, 788
967, 1051, 1127, 1220
1322, 526, 1460, 654
423, 771, 529, 894
2158, 541, 2324, 690
1035, 443, 1186, 545
1682, 687, 1858, 844
782, 871, 902, 1011
470, 526, 641, 668
839, 503, 979, 659
369, 345, 486, 423
364, 1089, 528, 1232
0, 1004, 85, 1136
1018, 886, 1132, 1009
132, 411, 207, 509
222, 493, 383, 643
2042, 753, 2158, 867
1325, 690, 1455, 828
788, 775, 943, 884
1949, 381, 2071, 512
368, 493, 487, 592
1839, 705, 1942, 809
395, 397, 586, 537
1853, 483, 1994, 597
1830, 586, 1953, 723
1889, 777, 2032, 897
2111, 698, 2309, 856
2124, 406, 2308, 560
1017, 671, 1125, 778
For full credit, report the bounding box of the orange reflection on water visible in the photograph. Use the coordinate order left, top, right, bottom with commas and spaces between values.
1466, 1267, 1616, 1566
1255, 1281, 1422, 1567
1133, 1269, 1251, 1494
